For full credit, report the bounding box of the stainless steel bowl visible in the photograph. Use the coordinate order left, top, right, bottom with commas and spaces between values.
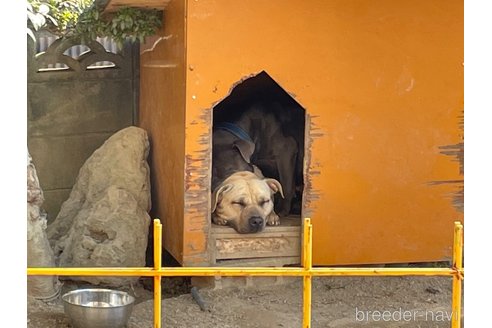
62, 289, 135, 328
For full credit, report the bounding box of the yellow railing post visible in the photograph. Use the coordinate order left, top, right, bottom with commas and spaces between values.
451, 221, 463, 328
153, 219, 163, 328
302, 218, 313, 328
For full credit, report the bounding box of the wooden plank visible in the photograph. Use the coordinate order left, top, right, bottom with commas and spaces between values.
138, 0, 186, 264
215, 235, 301, 260
104, 0, 171, 12
212, 216, 301, 261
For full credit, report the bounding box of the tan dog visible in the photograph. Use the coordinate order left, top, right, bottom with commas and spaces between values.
212, 171, 284, 233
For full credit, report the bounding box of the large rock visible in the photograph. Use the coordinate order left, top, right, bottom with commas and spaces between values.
47, 126, 152, 286
27, 152, 61, 300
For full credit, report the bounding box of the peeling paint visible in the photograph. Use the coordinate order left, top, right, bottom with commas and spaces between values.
140, 35, 172, 55
431, 113, 464, 212
439, 142, 464, 175
302, 114, 323, 219
428, 180, 464, 213
396, 66, 415, 95
405, 78, 415, 92
183, 108, 213, 265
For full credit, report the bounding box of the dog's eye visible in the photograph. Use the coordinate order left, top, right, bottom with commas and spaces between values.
260, 200, 270, 206
232, 201, 245, 207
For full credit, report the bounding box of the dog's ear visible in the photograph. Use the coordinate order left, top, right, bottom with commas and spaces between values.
265, 178, 285, 199
233, 139, 255, 163
211, 184, 233, 212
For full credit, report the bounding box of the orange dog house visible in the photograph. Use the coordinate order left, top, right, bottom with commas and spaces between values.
108, 0, 464, 267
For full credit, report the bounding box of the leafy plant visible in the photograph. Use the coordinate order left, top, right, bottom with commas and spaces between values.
27, 0, 162, 47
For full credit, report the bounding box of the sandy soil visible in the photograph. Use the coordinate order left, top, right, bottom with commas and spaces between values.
27, 275, 463, 328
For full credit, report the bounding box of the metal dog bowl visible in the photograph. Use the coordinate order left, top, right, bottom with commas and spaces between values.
62, 289, 135, 328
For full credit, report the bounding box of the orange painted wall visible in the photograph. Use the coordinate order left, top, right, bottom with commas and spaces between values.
183, 0, 464, 265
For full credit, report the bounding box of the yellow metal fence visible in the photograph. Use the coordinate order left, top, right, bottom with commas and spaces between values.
28, 218, 464, 328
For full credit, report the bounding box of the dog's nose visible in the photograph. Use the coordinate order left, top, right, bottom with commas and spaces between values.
249, 216, 264, 228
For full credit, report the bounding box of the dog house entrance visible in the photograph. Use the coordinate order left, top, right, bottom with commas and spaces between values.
210, 71, 306, 266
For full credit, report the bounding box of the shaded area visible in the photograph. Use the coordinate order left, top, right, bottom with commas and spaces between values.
213, 71, 306, 216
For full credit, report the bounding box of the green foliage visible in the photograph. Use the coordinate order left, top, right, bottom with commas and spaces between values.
27, 1, 92, 38
76, 6, 162, 48
27, 0, 162, 46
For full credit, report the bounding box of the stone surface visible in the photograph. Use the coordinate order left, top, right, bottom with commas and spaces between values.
27, 152, 61, 300
46, 127, 151, 286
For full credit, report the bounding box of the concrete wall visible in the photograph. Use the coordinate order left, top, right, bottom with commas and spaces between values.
27, 38, 139, 223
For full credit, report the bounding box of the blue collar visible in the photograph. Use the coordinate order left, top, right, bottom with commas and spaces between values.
214, 122, 253, 143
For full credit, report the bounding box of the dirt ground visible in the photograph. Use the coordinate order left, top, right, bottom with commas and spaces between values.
27, 274, 463, 328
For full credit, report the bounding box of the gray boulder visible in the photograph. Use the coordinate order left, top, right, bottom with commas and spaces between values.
47, 126, 151, 286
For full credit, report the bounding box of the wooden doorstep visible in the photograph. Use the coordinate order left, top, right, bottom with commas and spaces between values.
211, 216, 302, 262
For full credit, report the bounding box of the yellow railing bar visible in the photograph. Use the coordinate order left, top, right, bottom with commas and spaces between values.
153, 219, 162, 328
27, 218, 464, 328
26, 266, 460, 277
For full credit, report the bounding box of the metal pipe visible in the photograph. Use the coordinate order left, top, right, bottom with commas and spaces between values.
451, 221, 463, 328
26, 267, 459, 277
153, 219, 162, 328
302, 218, 313, 328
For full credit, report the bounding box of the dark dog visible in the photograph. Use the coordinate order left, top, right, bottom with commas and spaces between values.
212, 101, 302, 232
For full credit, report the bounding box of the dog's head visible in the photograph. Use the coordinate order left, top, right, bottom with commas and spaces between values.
211, 171, 284, 233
